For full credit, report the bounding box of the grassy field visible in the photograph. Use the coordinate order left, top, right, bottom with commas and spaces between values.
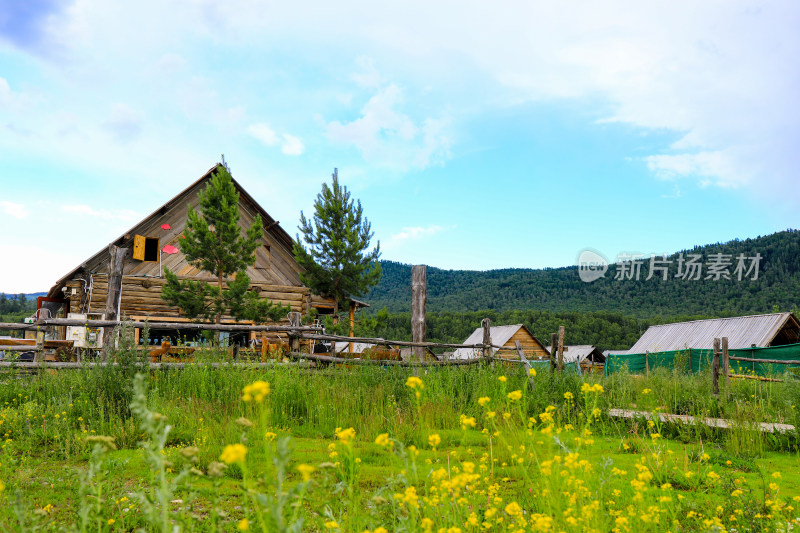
1, 345, 800, 532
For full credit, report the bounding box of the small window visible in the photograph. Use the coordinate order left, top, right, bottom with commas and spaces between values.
133, 235, 160, 262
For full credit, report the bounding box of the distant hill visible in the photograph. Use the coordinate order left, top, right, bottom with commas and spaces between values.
365, 230, 800, 318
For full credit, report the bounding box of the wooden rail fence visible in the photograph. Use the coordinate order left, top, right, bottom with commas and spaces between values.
0, 316, 551, 369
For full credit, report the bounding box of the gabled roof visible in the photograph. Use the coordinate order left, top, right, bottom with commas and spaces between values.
546, 345, 605, 363
452, 324, 543, 359
48, 163, 293, 297
627, 313, 800, 353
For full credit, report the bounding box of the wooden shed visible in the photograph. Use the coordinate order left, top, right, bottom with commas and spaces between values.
452, 324, 549, 361
45, 163, 344, 346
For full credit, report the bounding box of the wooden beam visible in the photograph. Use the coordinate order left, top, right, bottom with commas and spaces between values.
557, 325, 565, 372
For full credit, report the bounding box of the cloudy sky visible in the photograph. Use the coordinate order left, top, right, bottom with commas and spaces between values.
1, 0, 798, 292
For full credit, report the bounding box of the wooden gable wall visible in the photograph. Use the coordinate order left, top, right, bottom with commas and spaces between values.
498, 327, 549, 360
57, 168, 335, 321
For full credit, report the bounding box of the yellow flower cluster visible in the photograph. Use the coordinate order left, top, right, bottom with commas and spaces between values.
405, 376, 424, 389
241, 380, 270, 403
507, 390, 522, 401
335, 427, 356, 444
581, 383, 604, 394
219, 443, 247, 464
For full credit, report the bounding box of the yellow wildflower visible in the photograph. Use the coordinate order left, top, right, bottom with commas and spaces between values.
528, 368, 536, 376
428, 434, 442, 448
478, 396, 491, 406
297, 464, 315, 482
335, 427, 356, 443
507, 390, 522, 401
219, 444, 247, 465
264, 431, 277, 441
107, 519, 115, 525
405, 376, 424, 389
564, 392, 574, 400
237, 518, 249, 531
324, 520, 339, 529
374, 433, 391, 447
505, 501, 523, 516
241, 380, 270, 403
498, 376, 507, 382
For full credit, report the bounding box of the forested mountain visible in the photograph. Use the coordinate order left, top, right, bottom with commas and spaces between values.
365, 230, 800, 318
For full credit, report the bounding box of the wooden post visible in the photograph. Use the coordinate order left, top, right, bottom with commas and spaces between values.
550, 333, 557, 371
288, 312, 301, 354
411, 265, 427, 363
481, 318, 492, 361
102, 244, 128, 360
349, 303, 355, 354
34, 327, 44, 363
645, 352, 649, 376
712, 338, 720, 396
515, 340, 535, 391
722, 337, 730, 395
557, 326, 565, 372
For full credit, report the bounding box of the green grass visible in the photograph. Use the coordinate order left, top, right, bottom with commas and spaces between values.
1, 348, 800, 531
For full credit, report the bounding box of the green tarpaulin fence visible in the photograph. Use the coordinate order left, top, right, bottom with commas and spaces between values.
605, 343, 800, 377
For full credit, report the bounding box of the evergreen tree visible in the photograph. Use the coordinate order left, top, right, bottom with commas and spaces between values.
161, 165, 288, 324
293, 168, 381, 317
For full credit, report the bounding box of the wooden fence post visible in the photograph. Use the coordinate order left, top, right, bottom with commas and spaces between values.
34, 327, 44, 363
288, 312, 301, 354
645, 352, 649, 376
550, 333, 557, 371
481, 318, 492, 362
411, 265, 427, 363
102, 244, 128, 360
515, 340, 535, 391
722, 337, 729, 396
712, 338, 720, 396
557, 326, 565, 373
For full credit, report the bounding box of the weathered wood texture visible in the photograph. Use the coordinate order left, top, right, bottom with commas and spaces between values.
482, 318, 492, 360
494, 328, 549, 360
102, 245, 128, 358
411, 265, 427, 362
557, 326, 565, 372
550, 333, 557, 370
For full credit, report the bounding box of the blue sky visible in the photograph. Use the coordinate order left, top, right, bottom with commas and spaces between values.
0, 0, 798, 292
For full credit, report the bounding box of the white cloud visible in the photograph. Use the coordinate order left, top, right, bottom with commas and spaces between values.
326, 84, 450, 170
247, 123, 305, 156
61, 204, 139, 221
0, 201, 30, 219
384, 224, 452, 251
247, 123, 279, 146
280, 134, 304, 156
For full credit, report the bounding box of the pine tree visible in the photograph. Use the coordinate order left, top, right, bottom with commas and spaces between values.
293, 168, 381, 317
161, 165, 289, 324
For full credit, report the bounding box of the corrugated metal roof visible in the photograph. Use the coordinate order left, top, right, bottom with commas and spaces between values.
333, 342, 378, 354
628, 313, 796, 353
546, 345, 601, 363
452, 324, 529, 360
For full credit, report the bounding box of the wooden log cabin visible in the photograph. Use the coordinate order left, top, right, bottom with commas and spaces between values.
45, 163, 349, 348
451, 324, 549, 360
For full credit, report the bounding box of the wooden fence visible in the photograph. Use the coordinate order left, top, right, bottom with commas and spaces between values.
0, 316, 553, 373
710, 336, 800, 393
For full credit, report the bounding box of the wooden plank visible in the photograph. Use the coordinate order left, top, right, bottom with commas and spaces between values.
608, 408, 794, 434
557, 325, 565, 372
